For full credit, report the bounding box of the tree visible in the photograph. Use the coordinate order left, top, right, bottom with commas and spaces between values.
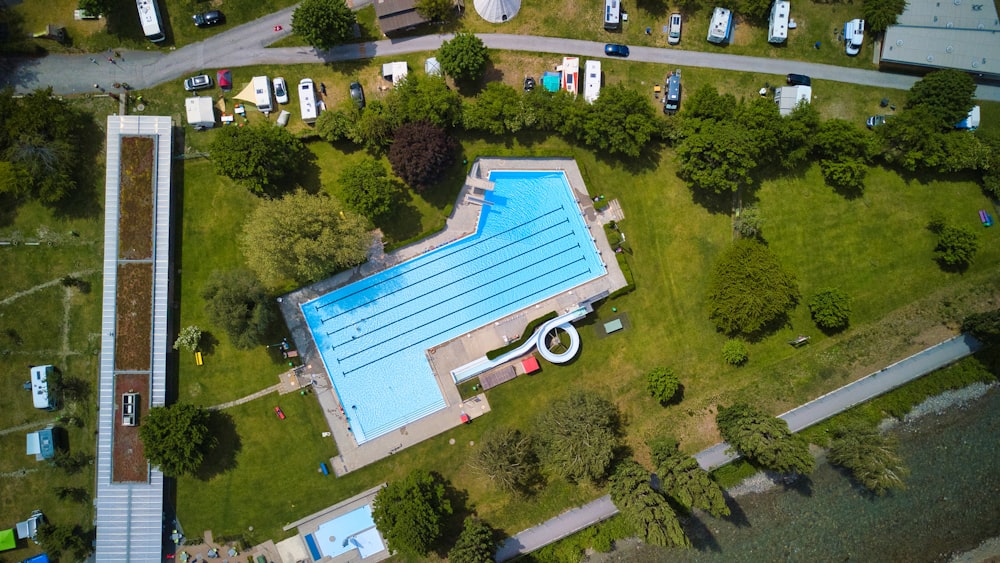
37, 523, 94, 560
829, 426, 908, 495
813, 118, 875, 192
646, 367, 681, 405
905, 69, 977, 127
722, 339, 749, 366
139, 403, 214, 477
77, 0, 114, 17
534, 392, 619, 484
961, 309, 1000, 347
387, 74, 463, 128
935, 225, 980, 269
470, 427, 540, 496
173, 325, 202, 353
740, 0, 773, 21
583, 84, 661, 158
863, 0, 907, 32
372, 470, 452, 557
448, 517, 496, 563
648, 436, 729, 518
387, 121, 457, 191
316, 110, 357, 143
416, 0, 455, 21
877, 107, 952, 172
201, 269, 274, 349
349, 100, 398, 152
777, 102, 821, 170
463, 82, 524, 135
0, 160, 30, 198
716, 403, 815, 474
51, 450, 92, 475
339, 159, 400, 223
210, 125, 308, 195
677, 121, 759, 193
291, 0, 357, 50
437, 32, 490, 84
808, 288, 852, 331
681, 85, 737, 122
734, 205, 763, 239
609, 460, 690, 548
706, 239, 800, 336
240, 190, 372, 287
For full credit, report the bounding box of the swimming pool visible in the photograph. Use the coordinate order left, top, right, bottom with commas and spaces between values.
301, 170, 605, 443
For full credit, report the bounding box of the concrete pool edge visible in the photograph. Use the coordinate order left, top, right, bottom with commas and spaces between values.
276, 157, 629, 476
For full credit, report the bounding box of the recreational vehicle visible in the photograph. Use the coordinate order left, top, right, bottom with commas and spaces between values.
663, 71, 682, 115
844, 18, 864, 55
707, 7, 733, 44
583, 60, 602, 103
560, 57, 580, 97
768, 0, 789, 44
136, 0, 165, 43
298, 78, 319, 124
30, 365, 56, 411
252, 75, 274, 113
604, 0, 622, 31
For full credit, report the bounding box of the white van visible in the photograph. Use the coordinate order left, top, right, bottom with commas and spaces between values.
668, 13, 682, 44
298, 78, 318, 124
251, 75, 274, 113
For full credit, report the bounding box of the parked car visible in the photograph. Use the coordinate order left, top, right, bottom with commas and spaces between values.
604, 43, 630, 57
668, 13, 683, 45
786, 73, 811, 86
273, 77, 289, 104
192, 10, 224, 28
866, 114, 889, 128
183, 74, 213, 91
349, 82, 365, 109
524, 76, 536, 91
844, 18, 865, 56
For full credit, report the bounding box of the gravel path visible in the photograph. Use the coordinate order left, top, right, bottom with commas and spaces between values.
207, 383, 282, 411
0, 269, 98, 306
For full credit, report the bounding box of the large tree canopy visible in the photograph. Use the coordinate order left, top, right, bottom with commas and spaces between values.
677, 120, 759, 193
338, 159, 400, 223
706, 239, 800, 336
649, 437, 729, 518
905, 70, 977, 127
716, 403, 815, 474
201, 270, 274, 349
292, 0, 357, 50
387, 121, 456, 191
448, 517, 496, 563
387, 74, 463, 128
471, 427, 540, 496
210, 125, 308, 195
609, 460, 691, 548
863, 0, 907, 32
535, 392, 620, 484
241, 190, 371, 286
583, 84, 661, 158
372, 470, 452, 557
437, 32, 490, 84
463, 82, 525, 136
139, 403, 214, 477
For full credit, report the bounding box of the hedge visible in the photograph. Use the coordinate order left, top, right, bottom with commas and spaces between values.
485, 311, 557, 360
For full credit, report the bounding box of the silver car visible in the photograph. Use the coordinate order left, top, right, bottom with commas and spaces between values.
183, 74, 213, 91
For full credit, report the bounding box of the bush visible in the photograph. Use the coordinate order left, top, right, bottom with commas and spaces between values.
201, 270, 274, 350
707, 239, 799, 336
935, 225, 980, 269
808, 288, 852, 331
646, 367, 681, 405
722, 339, 749, 366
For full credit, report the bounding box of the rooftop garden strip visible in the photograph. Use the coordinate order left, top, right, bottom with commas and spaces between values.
118, 136, 155, 261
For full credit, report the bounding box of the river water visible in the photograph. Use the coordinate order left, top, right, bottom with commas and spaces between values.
592, 387, 1000, 563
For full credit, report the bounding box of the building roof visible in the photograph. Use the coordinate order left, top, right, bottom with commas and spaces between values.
774, 85, 811, 116
880, 0, 1000, 77
374, 0, 429, 35
94, 115, 172, 562
474, 0, 521, 23
521, 356, 540, 374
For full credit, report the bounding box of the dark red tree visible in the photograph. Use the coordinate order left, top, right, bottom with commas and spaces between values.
387, 122, 456, 192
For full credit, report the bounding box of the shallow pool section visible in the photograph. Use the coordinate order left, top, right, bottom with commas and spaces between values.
301, 170, 605, 443
306, 504, 384, 560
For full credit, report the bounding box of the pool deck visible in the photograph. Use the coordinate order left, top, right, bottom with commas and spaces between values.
278, 158, 628, 475
281, 484, 390, 563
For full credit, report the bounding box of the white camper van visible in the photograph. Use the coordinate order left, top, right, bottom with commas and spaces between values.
604, 0, 621, 31
252, 75, 274, 113
30, 365, 56, 411
298, 78, 319, 124
583, 60, 602, 104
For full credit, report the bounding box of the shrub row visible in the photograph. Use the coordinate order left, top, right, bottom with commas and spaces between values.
485, 311, 557, 360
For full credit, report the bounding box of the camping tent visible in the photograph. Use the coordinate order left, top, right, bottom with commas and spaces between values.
474, 0, 520, 23
425, 57, 442, 76
0, 528, 15, 552
217, 69, 232, 92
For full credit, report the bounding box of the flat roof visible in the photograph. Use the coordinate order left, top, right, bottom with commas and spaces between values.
880, 0, 1000, 76
94, 115, 172, 562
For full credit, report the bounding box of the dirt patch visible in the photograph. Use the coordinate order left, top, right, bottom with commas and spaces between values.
118, 136, 154, 260
113, 373, 150, 483
115, 263, 152, 371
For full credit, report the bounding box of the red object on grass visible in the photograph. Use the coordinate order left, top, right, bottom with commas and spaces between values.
274, 406, 285, 420
460, 413, 471, 424
521, 356, 541, 374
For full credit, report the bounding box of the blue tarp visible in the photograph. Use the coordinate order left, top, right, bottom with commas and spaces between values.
542, 71, 560, 92
23, 554, 50, 563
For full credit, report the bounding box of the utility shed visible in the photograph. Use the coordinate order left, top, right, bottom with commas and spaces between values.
185, 96, 215, 130
773, 84, 811, 115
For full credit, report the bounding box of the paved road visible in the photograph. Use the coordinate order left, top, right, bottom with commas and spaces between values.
3, 28, 1000, 101
494, 333, 983, 562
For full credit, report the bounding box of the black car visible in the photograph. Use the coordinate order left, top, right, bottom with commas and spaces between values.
193, 10, 224, 28
349, 82, 366, 109
524, 76, 536, 92
786, 73, 811, 86
604, 43, 630, 57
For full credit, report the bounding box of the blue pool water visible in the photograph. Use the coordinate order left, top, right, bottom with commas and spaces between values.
301, 170, 606, 443
308, 505, 384, 559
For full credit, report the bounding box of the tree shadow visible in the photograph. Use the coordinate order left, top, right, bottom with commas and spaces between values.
659, 383, 686, 407
720, 490, 751, 527
684, 512, 723, 552
636, 0, 672, 16
688, 183, 739, 215
196, 410, 241, 480
51, 111, 103, 220
434, 473, 471, 558
199, 331, 220, 356
779, 472, 813, 497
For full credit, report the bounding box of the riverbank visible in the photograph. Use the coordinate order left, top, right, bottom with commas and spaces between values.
585, 383, 1000, 562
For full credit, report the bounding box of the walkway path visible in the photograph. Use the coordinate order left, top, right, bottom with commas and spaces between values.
207, 383, 281, 411
0, 418, 58, 437
0, 269, 98, 306
3, 29, 1000, 101
494, 333, 983, 561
